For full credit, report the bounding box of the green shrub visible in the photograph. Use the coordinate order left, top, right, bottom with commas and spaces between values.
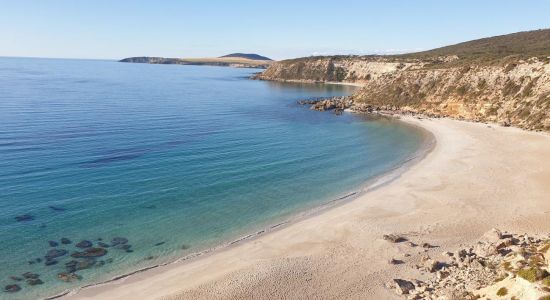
496, 287, 508, 296
517, 268, 538, 282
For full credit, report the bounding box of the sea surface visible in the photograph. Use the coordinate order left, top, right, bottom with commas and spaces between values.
0, 57, 425, 299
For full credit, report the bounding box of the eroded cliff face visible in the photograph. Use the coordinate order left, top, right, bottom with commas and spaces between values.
256, 56, 550, 131
353, 59, 550, 131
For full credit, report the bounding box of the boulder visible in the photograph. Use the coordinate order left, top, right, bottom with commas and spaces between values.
21, 272, 39, 279
44, 259, 58, 266
393, 279, 415, 294
76, 259, 96, 270
71, 247, 107, 258
4, 284, 21, 293
48, 240, 59, 247
26, 278, 43, 286
15, 214, 34, 222
76, 240, 93, 248
60, 238, 72, 244
111, 237, 128, 246
57, 272, 80, 282
383, 234, 407, 243
45, 249, 68, 260
423, 258, 440, 272
483, 228, 503, 242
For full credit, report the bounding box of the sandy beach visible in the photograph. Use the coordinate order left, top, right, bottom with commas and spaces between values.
64, 116, 550, 300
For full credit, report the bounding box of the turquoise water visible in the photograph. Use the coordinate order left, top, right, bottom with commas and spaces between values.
0, 57, 424, 299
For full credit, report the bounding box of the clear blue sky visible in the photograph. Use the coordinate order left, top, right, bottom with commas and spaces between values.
1, 0, 549, 60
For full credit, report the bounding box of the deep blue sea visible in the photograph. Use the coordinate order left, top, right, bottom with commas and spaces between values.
0, 57, 425, 299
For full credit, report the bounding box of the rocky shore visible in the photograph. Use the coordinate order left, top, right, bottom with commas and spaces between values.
385, 229, 550, 299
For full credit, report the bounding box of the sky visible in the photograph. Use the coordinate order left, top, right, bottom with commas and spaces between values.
1, 0, 549, 60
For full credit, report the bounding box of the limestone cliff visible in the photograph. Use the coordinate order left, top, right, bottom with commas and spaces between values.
255, 29, 550, 131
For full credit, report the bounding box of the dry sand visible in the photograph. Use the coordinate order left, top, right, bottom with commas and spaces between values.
64, 116, 550, 300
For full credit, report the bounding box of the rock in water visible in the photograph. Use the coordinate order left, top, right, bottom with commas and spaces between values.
71, 247, 107, 258
45, 249, 68, 260
48, 240, 59, 247
15, 214, 34, 222
21, 272, 39, 279
48, 206, 66, 212
393, 279, 415, 294
97, 242, 110, 248
75, 240, 93, 248
44, 259, 58, 266
57, 272, 80, 282
61, 238, 72, 244
111, 237, 128, 245
76, 259, 96, 270
4, 284, 21, 293
26, 278, 43, 286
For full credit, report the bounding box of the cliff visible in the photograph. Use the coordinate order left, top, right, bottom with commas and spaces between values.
255, 29, 550, 131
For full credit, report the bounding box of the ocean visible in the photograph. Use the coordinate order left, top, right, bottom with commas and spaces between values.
0, 57, 425, 299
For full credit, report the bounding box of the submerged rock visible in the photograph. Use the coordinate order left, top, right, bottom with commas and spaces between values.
22, 272, 39, 279
44, 259, 58, 266
26, 278, 43, 286
75, 240, 93, 248
64, 260, 78, 273
48, 240, 59, 247
4, 284, 21, 293
71, 247, 107, 258
76, 259, 96, 270
61, 238, 72, 244
57, 272, 80, 282
45, 249, 68, 260
48, 206, 66, 212
9, 276, 22, 281
111, 237, 128, 245
15, 214, 34, 222
97, 242, 110, 248
154, 242, 165, 246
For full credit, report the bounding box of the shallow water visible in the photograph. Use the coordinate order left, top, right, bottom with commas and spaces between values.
0, 57, 425, 299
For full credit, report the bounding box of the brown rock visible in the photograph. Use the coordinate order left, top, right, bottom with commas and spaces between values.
393, 279, 415, 295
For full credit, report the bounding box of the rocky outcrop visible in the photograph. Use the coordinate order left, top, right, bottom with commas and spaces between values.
297, 96, 353, 114
353, 58, 550, 131
386, 230, 550, 300
254, 29, 550, 131
258, 56, 550, 131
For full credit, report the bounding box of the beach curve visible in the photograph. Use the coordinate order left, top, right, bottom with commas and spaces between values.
62, 116, 550, 300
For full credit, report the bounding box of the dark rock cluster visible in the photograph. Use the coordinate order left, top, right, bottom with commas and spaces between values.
3, 236, 133, 294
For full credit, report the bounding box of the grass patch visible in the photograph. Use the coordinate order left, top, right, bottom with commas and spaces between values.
496, 287, 508, 296
517, 268, 539, 282
543, 276, 550, 287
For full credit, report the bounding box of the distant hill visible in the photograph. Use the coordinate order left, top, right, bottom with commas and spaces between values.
220, 53, 272, 61
119, 55, 273, 69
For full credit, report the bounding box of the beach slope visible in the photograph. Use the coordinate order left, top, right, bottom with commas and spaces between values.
66, 117, 550, 299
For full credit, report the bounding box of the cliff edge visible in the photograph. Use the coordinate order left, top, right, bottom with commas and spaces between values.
255, 29, 550, 131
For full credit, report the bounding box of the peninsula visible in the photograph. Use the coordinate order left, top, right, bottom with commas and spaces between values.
120, 53, 273, 69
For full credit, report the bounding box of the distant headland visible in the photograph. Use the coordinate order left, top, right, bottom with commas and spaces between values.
119, 53, 273, 69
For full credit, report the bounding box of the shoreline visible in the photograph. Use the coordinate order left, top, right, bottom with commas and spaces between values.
62, 115, 550, 299
52, 115, 434, 299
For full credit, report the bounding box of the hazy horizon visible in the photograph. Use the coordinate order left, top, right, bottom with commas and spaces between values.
1, 0, 550, 60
